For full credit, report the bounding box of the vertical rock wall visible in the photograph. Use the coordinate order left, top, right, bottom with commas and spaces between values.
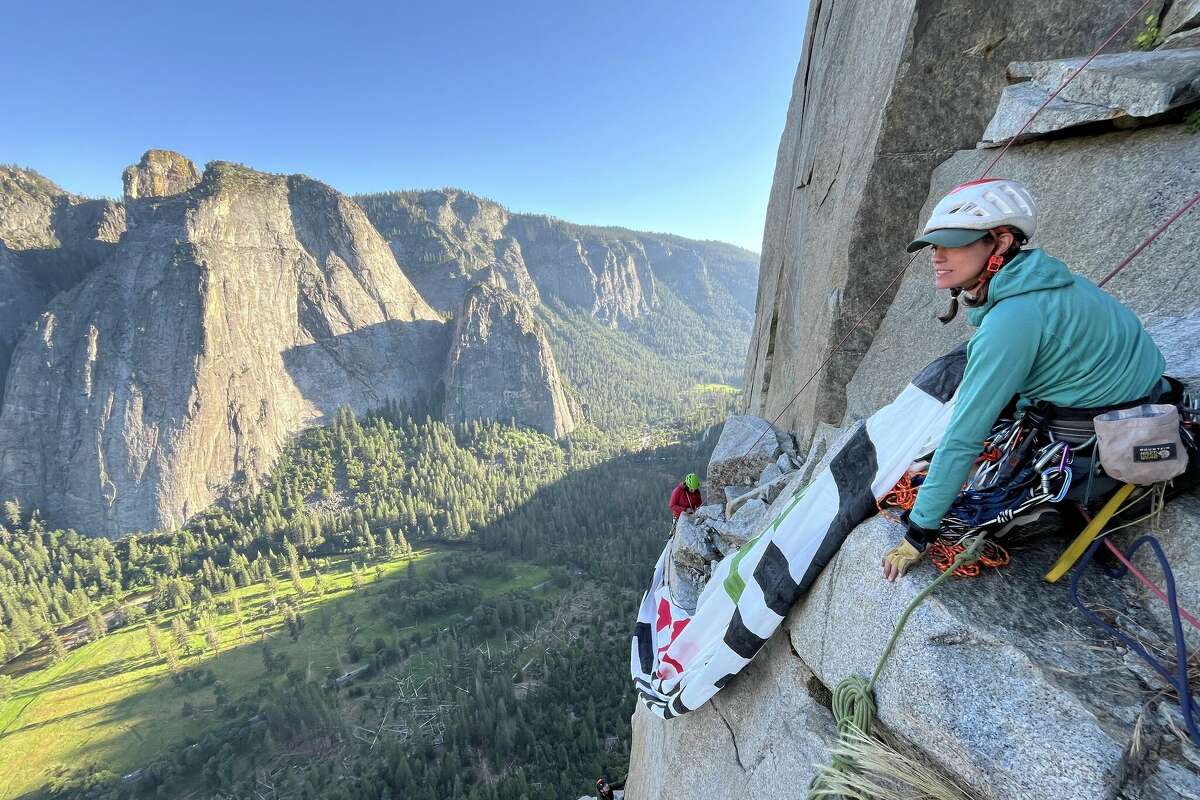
443, 283, 577, 438
741, 0, 1138, 444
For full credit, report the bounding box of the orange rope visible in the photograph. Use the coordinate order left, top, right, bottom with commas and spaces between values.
877, 471, 923, 520
929, 539, 1011, 578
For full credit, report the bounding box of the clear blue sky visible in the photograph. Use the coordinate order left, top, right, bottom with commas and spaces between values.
1, 1, 808, 252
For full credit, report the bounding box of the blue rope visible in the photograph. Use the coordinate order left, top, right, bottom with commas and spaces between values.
1069, 534, 1200, 747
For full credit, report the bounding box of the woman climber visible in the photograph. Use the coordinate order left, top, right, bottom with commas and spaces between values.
881, 177, 1177, 581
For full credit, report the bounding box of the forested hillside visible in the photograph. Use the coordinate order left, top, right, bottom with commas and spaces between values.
0, 401, 727, 799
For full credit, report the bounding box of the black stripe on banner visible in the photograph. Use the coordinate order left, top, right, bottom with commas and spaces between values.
670, 695, 690, 716
724, 608, 767, 659
714, 673, 739, 689
797, 424, 879, 592
638, 689, 668, 708
634, 622, 654, 676
912, 343, 968, 403
753, 541, 801, 617
635, 677, 672, 697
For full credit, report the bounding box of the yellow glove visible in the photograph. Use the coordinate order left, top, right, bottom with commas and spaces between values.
882, 538, 924, 582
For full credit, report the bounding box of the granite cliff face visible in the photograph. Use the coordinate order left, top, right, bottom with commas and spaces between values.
444, 283, 576, 438
0, 167, 124, 405
355, 189, 540, 314
357, 190, 758, 331
0, 154, 753, 537
628, 3, 1200, 799
0, 158, 445, 537
122, 149, 201, 201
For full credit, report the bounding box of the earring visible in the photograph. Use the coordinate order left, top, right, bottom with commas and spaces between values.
986, 254, 1004, 273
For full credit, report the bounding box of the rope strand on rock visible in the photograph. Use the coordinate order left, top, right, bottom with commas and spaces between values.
808, 534, 989, 798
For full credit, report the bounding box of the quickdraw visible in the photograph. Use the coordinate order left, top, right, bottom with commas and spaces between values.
878, 429, 1074, 578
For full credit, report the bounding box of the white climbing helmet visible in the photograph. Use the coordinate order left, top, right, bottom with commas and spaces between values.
907, 178, 1037, 252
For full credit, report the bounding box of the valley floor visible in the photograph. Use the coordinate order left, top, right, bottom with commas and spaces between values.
0, 547, 552, 800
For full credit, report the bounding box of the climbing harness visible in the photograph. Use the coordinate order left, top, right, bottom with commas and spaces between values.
1070, 534, 1200, 747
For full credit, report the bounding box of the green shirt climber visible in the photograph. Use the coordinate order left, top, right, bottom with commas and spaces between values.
882, 178, 1165, 581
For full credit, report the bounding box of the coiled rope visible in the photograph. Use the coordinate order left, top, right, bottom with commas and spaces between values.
808, 534, 988, 797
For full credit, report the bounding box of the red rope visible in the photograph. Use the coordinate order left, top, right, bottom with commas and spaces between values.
1097, 193, 1200, 288
738, 0, 1159, 460
1104, 538, 1200, 634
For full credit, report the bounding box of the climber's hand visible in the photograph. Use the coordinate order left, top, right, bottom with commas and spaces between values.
882, 537, 924, 582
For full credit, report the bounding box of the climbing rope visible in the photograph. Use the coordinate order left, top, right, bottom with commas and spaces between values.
1070, 534, 1200, 747
1102, 538, 1200, 633
876, 470, 922, 520
808, 534, 989, 797
929, 538, 1010, 577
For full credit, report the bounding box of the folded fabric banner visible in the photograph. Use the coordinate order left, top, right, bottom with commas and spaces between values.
631, 346, 968, 718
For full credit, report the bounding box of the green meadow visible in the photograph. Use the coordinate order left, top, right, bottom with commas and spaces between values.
0, 548, 552, 800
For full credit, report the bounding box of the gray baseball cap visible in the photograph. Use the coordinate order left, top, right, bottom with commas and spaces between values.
906, 228, 989, 253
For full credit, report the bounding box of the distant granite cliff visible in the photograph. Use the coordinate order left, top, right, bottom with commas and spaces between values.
356, 189, 758, 330
0, 154, 444, 537
444, 282, 576, 438
0, 154, 758, 538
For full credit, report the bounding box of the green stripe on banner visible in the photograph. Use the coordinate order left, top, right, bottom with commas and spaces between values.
770, 484, 809, 533
722, 536, 755, 602
722, 484, 810, 603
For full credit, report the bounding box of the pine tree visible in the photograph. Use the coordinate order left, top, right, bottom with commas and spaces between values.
289, 562, 306, 597
171, 616, 190, 653
46, 625, 67, 663
164, 642, 182, 676
144, 621, 163, 657
204, 620, 220, 654
86, 610, 106, 642
350, 564, 364, 592
397, 530, 412, 558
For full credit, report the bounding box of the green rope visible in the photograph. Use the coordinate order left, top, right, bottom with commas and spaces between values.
807, 533, 988, 798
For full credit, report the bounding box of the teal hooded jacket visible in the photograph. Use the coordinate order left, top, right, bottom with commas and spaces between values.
909, 248, 1165, 529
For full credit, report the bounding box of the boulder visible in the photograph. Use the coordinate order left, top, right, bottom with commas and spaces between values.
775, 453, 795, 473
693, 503, 725, 523
724, 472, 794, 520
706, 499, 770, 557
122, 149, 201, 200
757, 461, 784, 485
670, 514, 718, 574
980, 50, 1200, 146
1161, 27, 1200, 49
722, 484, 756, 516
1164, 1, 1200, 37
706, 416, 781, 493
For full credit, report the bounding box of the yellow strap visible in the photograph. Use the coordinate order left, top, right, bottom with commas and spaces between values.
1044, 483, 1135, 583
